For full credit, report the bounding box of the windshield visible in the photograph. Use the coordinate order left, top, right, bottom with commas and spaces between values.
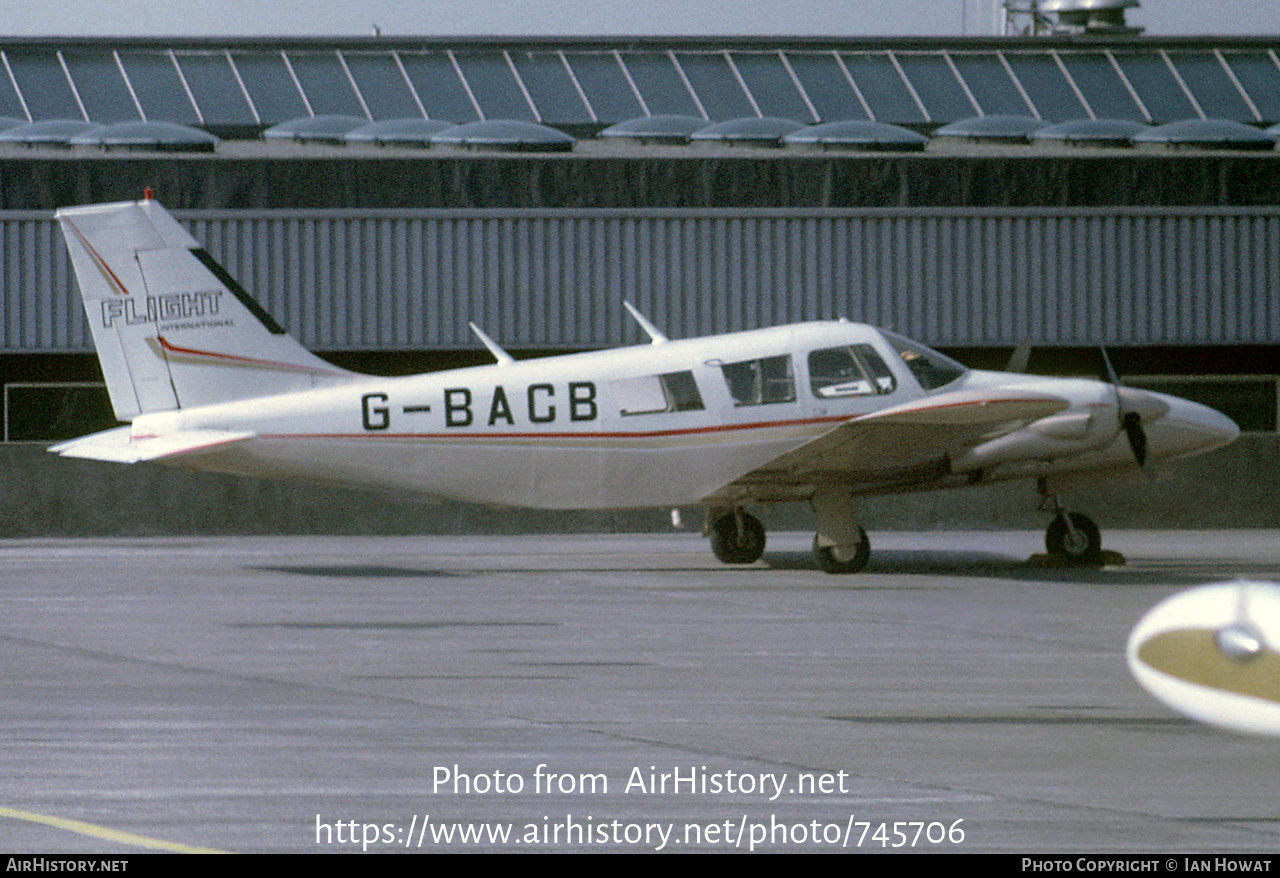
878, 330, 967, 391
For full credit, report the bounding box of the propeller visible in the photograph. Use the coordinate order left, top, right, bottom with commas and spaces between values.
1121, 410, 1148, 468
1101, 347, 1151, 472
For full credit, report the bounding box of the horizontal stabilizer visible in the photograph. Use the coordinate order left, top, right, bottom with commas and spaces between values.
50, 425, 255, 464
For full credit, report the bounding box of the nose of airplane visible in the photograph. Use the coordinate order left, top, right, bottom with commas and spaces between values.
1145, 392, 1240, 461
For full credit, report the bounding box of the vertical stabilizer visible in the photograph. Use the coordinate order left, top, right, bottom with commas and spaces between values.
57, 198, 356, 420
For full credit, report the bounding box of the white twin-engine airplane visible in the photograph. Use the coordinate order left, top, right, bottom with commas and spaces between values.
52, 197, 1239, 572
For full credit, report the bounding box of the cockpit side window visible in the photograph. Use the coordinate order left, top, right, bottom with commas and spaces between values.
612, 371, 705, 416
808, 345, 897, 398
720, 355, 796, 406
879, 330, 967, 391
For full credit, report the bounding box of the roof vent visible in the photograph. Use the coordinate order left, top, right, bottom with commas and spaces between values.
1004, 0, 1142, 36
430, 120, 575, 152
262, 115, 368, 144
71, 121, 219, 152
0, 119, 103, 147
1132, 118, 1277, 151
1032, 118, 1148, 147
783, 120, 927, 152
934, 115, 1046, 143
689, 117, 807, 148
599, 115, 707, 144
344, 118, 456, 147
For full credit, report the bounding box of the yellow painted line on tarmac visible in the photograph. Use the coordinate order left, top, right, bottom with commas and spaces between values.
0, 806, 229, 853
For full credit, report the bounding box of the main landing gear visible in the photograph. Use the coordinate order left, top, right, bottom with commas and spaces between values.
810, 487, 870, 574
707, 489, 873, 575
709, 509, 767, 565
1040, 492, 1103, 565
812, 528, 870, 574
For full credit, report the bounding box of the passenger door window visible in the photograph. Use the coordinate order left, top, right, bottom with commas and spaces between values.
720, 355, 796, 406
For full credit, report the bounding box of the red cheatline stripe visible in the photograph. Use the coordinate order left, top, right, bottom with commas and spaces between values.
156, 336, 347, 377
64, 219, 132, 296
252, 395, 1047, 443
261, 417, 841, 442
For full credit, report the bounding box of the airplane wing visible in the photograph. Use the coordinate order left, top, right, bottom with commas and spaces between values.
49, 425, 256, 464
706, 387, 1072, 501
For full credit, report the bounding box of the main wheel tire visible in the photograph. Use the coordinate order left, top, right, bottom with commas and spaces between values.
710, 512, 766, 564
813, 527, 870, 574
1045, 513, 1102, 564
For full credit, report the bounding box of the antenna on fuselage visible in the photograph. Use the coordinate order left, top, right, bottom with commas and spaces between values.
469, 322, 515, 366
623, 301, 669, 344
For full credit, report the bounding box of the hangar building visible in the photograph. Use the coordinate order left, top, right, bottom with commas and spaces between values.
0, 33, 1275, 533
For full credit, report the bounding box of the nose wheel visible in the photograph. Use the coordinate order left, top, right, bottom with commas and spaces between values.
1039, 487, 1104, 565
1045, 511, 1102, 564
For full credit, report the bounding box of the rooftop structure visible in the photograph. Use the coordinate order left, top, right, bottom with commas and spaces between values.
0, 35, 1276, 135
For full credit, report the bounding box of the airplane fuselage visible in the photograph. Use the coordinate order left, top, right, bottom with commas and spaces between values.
124, 320, 1235, 510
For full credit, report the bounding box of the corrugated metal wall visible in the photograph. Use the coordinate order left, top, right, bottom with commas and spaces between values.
3, 207, 1278, 352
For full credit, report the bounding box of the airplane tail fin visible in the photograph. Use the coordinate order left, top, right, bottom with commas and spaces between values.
57, 197, 356, 421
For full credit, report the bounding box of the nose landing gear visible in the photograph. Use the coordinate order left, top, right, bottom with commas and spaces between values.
1040, 491, 1103, 565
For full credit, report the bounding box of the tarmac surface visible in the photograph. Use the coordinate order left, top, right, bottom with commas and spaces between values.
3, 529, 1280, 854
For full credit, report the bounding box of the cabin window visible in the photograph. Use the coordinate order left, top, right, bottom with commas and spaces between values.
612, 371, 705, 416
808, 345, 897, 398
720, 355, 796, 406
